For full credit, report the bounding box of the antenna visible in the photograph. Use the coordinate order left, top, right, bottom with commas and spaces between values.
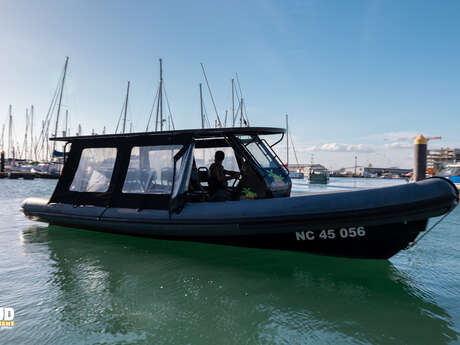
200, 63, 222, 127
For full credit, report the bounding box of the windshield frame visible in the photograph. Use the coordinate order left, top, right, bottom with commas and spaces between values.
235, 135, 288, 174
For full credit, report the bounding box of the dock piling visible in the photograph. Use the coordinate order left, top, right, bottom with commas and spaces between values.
414, 135, 427, 181
1, 151, 4, 172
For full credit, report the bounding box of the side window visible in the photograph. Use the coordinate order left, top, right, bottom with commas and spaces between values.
122, 145, 182, 194
193, 147, 240, 172
70, 147, 117, 192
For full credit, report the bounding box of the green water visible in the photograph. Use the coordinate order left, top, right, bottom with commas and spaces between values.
1, 178, 459, 344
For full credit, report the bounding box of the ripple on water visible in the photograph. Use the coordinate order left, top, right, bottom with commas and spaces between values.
1, 178, 459, 344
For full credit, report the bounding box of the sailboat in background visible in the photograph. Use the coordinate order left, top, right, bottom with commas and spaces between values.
285, 114, 304, 179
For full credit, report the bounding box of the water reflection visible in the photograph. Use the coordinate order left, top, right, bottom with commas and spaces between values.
291, 177, 407, 195
22, 225, 458, 345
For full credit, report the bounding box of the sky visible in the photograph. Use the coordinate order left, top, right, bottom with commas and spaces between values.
0, 0, 459, 169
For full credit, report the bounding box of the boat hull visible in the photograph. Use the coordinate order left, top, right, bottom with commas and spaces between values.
38, 216, 425, 259
307, 173, 329, 184
21, 178, 458, 259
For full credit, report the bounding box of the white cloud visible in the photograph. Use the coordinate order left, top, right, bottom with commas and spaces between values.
358, 131, 419, 142
304, 143, 375, 153
384, 142, 412, 149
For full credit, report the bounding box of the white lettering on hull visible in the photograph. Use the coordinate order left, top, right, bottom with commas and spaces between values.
295, 226, 366, 241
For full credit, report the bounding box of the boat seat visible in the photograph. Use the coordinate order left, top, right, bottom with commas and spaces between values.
186, 190, 209, 202
197, 167, 209, 183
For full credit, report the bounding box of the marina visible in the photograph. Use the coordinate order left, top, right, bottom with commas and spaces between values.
2, 1, 460, 344
21, 126, 458, 259
3, 177, 460, 344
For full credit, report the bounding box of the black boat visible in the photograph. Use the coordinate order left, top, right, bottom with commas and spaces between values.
21, 127, 458, 259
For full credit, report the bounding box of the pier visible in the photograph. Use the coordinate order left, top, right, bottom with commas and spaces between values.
0, 171, 59, 179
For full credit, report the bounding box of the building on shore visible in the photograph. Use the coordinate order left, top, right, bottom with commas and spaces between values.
427, 147, 460, 171
332, 166, 412, 178
287, 163, 327, 173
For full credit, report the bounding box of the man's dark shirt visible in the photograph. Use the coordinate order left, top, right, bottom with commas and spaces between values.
209, 162, 227, 195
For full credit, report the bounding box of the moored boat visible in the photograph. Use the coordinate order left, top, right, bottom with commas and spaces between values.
307, 166, 330, 184
439, 163, 460, 190
21, 127, 458, 259
288, 170, 304, 179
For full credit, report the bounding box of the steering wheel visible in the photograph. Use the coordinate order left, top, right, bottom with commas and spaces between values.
231, 172, 243, 188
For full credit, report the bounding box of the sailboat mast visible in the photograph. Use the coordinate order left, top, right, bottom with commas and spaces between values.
8, 105, 12, 159
200, 63, 222, 127
200, 83, 204, 129
30, 105, 34, 160
286, 114, 289, 167
122, 81, 130, 134
240, 98, 243, 127
39, 120, 45, 160
64, 109, 69, 137
24, 108, 29, 159
235, 73, 244, 127
1, 124, 4, 153
52, 56, 69, 159
231, 78, 235, 127
159, 58, 163, 131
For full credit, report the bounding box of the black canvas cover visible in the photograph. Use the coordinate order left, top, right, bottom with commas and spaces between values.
50, 133, 193, 210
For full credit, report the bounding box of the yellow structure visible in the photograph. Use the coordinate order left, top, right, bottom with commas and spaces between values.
414, 135, 427, 145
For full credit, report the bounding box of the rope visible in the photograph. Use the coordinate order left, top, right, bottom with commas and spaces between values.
406, 210, 453, 249
200, 63, 222, 127
146, 82, 160, 131
115, 86, 129, 134
202, 98, 211, 128
289, 132, 300, 165
163, 85, 175, 130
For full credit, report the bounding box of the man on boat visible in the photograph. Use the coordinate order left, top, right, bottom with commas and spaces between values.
209, 150, 240, 201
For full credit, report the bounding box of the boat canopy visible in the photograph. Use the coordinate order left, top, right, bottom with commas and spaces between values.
50, 127, 286, 142
49, 127, 291, 212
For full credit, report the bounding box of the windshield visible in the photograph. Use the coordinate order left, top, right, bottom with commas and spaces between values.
238, 135, 282, 169
236, 135, 290, 195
